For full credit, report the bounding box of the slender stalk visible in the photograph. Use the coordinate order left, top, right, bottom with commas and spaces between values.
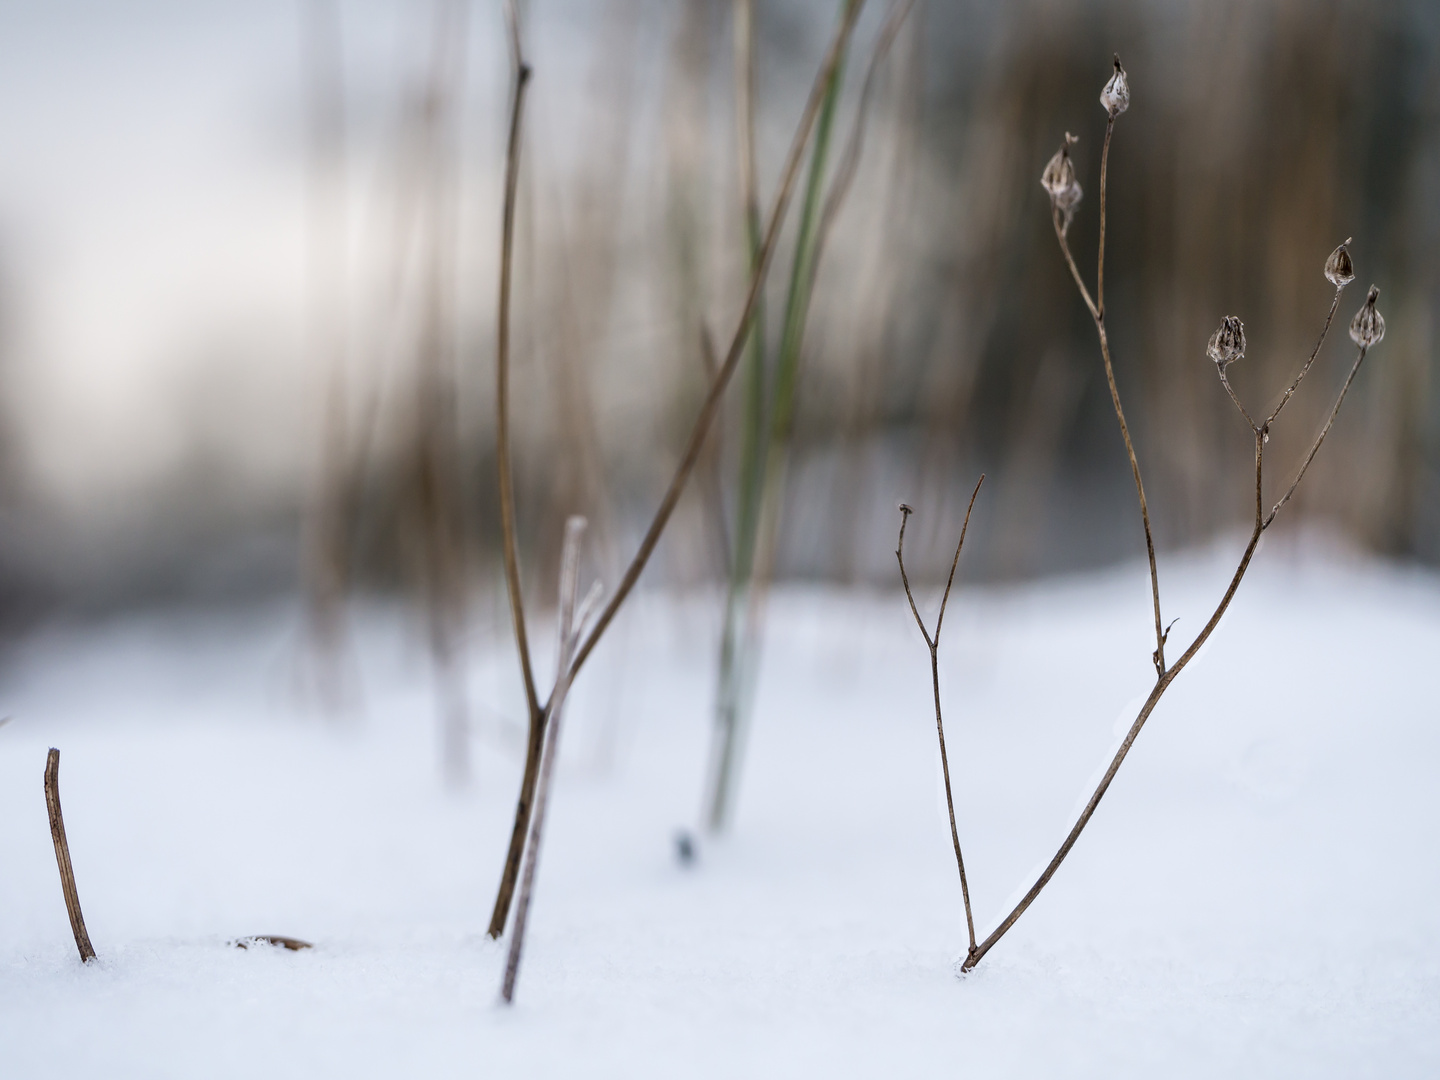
44, 749, 96, 963
896, 476, 984, 959
1265, 344, 1369, 529
488, 0, 869, 936
1055, 117, 1165, 676
708, 0, 768, 833
1218, 366, 1257, 430
502, 516, 586, 1005
487, 0, 540, 939
709, 0, 910, 831
1264, 288, 1343, 429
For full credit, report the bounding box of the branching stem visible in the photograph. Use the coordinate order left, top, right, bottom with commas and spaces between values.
976, 85, 1378, 972
487, 0, 868, 937
897, 476, 984, 959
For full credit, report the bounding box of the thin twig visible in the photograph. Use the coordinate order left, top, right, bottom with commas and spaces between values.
1056, 114, 1165, 676
487, 0, 540, 939
963, 430, 1267, 971
44, 749, 96, 963
497, 0, 540, 725
896, 476, 984, 958
1218, 366, 1257, 430
502, 516, 586, 1005
1263, 288, 1344, 430
1265, 344, 1369, 529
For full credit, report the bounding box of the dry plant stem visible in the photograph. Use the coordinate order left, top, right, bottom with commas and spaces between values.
963, 432, 1267, 971
1053, 118, 1165, 675
963, 286, 1361, 971
1266, 343, 1368, 528
487, 2, 540, 940
896, 476, 984, 958
502, 516, 586, 1005
564, 0, 866, 688
497, 0, 540, 725
488, 0, 867, 937
44, 749, 96, 963
1265, 289, 1343, 429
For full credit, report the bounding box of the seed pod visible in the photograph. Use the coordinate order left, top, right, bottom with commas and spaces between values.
1206, 316, 1246, 368
1100, 56, 1130, 118
1324, 239, 1354, 288
1348, 286, 1385, 348
1041, 133, 1083, 233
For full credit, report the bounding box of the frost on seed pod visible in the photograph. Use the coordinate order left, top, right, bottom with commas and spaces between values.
1041, 133, 1083, 233
1349, 286, 1385, 347
1207, 316, 1246, 368
1324, 239, 1355, 288
1100, 56, 1130, 118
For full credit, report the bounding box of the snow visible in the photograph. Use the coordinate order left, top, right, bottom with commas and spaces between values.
2, 544, 1438, 1077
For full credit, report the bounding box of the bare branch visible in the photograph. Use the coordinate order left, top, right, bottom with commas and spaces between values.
1263, 286, 1345, 430
44, 749, 96, 963
1054, 114, 1166, 677
497, 0, 539, 725
1265, 344, 1369, 529
895, 478, 984, 959
935, 476, 984, 644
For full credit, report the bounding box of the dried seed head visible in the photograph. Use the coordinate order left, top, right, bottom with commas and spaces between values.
1348, 285, 1385, 348
1041, 133, 1083, 233
1207, 316, 1246, 368
1324, 238, 1354, 288
1100, 55, 1130, 118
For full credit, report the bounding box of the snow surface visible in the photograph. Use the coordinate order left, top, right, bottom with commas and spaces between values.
2, 544, 1438, 1077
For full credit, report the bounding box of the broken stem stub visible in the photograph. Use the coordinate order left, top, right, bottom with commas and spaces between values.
44, 748, 96, 963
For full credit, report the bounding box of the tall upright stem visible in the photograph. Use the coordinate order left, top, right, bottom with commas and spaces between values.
488, 1, 540, 939
1055, 116, 1165, 676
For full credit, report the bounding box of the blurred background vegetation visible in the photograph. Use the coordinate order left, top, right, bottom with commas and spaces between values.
0, 0, 1435, 630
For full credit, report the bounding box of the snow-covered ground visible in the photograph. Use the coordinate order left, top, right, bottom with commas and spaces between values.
2, 542, 1438, 1077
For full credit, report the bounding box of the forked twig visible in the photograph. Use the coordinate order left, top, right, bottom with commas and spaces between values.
896, 476, 984, 960
44, 749, 96, 963
502, 516, 588, 1005
961, 60, 1382, 972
